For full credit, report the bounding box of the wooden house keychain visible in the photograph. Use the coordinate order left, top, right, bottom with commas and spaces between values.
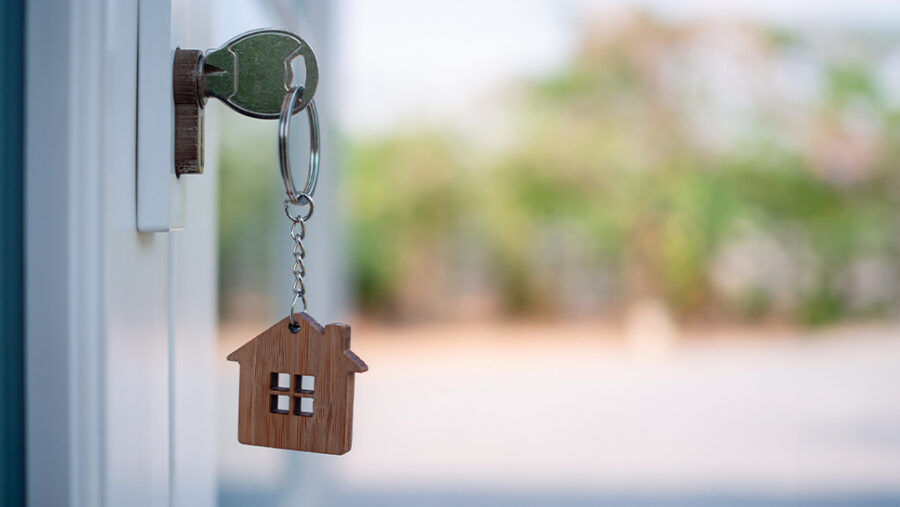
226, 37, 367, 455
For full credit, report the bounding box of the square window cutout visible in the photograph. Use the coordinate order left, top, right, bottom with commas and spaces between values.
294, 396, 313, 416
270, 394, 290, 414
295, 374, 315, 393
270, 372, 290, 391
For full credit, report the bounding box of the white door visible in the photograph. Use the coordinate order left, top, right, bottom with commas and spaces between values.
26, 0, 216, 505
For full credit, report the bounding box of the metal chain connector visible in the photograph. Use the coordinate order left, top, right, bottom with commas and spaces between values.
279, 80, 320, 332
284, 193, 314, 331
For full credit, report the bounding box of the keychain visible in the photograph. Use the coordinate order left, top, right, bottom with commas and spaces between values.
226, 34, 367, 455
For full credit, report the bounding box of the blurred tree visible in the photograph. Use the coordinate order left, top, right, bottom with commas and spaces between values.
218, 121, 281, 319
342, 12, 900, 324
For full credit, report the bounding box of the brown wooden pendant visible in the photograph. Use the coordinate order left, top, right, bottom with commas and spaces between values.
227, 312, 368, 455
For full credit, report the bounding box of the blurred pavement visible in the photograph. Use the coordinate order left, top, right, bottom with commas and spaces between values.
218, 320, 900, 506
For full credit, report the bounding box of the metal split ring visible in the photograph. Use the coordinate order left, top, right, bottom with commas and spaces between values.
278, 86, 320, 206
284, 192, 315, 222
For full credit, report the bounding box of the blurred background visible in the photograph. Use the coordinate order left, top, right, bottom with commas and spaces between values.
214, 1, 900, 505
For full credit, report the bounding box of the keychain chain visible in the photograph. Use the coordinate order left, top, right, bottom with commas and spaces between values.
284, 193, 314, 330
277, 82, 320, 332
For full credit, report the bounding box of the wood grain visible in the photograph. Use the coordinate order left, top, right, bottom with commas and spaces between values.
173, 49, 204, 175
227, 313, 367, 455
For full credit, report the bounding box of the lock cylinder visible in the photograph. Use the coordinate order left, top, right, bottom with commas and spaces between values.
173, 49, 205, 175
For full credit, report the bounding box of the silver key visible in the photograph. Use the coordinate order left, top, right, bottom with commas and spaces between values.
203, 29, 318, 119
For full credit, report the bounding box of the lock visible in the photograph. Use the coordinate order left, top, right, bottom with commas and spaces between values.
173, 49, 206, 175
173, 30, 319, 175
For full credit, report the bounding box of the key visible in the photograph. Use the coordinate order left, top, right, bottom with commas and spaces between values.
203, 29, 318, 119
172, 29, 319, 174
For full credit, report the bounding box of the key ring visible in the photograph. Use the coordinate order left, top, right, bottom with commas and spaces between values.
284, 192, 314, 223
278, 86, 320, 206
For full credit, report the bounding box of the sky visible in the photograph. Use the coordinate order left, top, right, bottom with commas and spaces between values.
335, 0, 900, 134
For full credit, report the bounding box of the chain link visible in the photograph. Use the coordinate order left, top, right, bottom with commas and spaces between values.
284, 193, 314, 330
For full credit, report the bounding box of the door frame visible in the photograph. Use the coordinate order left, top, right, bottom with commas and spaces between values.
25, 1, 216, 505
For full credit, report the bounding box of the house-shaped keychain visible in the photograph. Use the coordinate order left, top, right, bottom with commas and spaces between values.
227, 312, 368, 455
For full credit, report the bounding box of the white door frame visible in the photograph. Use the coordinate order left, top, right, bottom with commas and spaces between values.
26, 0, 216, 505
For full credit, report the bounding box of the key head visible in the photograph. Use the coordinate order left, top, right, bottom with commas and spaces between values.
204, 30, 318, 119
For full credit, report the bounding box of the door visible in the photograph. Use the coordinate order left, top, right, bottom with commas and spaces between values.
25, 0, 215, 505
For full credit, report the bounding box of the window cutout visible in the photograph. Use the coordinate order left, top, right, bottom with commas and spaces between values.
270, 394, 290, 414
294, 396, 313, 416
295, 374, 315, 394
270, 372, 290, 391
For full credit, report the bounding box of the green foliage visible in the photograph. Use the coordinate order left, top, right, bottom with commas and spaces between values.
345, 133, 468, 314
218, 121, 281, 313
342, 15, 900, 323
